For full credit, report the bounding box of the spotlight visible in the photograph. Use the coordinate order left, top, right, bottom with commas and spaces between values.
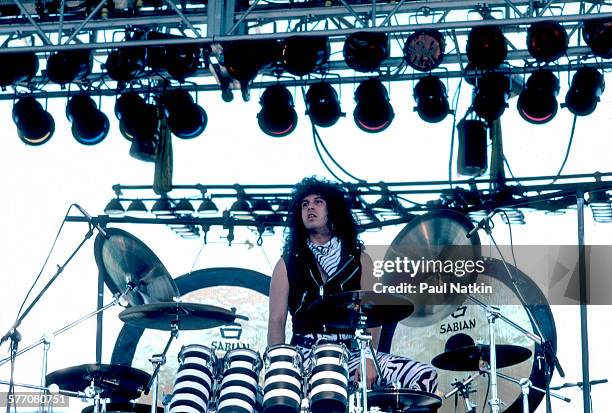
257, 84, 297, 137
457, 118, 488, 176
46, 50, 91, 85
197, 198, 218, 215
230, 198, 252, 219
115, 92, 160, 145
473, 72, 510, 121
126, 199, 148, 216
343, 32, 389, 73
404, 29, 446, 72
305, 81, 343, 127
527, 21, 568, 62
353, 78, 394, 133
105, 47, 145, 82
564, 67, 605, 116
146, 32, 201, 82
161, 89, 207, 139
517, 69, 560, 124
175, 199, 195, 214
583, 19, 611, 59
413, 76, 450, 123
151, 198, 173, 216
66, 94, 110, 145
0, 52, 38, 88
12, 96, 55, 146
223, 40, 279, 100
252, 199, 274, 215
588, 191, 612, 223
104, 199, 125, 216
466, 26, 507, 70
371, 194, 395, 212
280, 36, 329, 76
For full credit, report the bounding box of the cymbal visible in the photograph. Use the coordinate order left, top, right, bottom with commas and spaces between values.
431, 344, 532, 371
46, 363, 150, 400
94, 228, 179, 306
383, 209, 481, 327
82, 402, 164, 413
368, 389, 442, 412
119, 302, 240, 331
307, 290, 414, 330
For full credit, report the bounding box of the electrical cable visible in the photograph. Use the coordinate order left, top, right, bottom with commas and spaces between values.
549, 115, 578, 185
448, 78, 463, 188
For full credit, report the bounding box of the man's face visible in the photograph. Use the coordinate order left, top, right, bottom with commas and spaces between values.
300, 194, 329, 231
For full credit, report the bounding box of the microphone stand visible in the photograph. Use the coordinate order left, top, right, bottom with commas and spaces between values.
466, 210, 564, 413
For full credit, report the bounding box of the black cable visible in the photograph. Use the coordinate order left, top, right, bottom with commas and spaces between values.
448, 79, 463, 188
503, 156, 519, 183
497, 209, 519, 270
549, 115, 578, 185
311, 123, 345, 182
15, 204, 74, 320
482, 372, 491, 413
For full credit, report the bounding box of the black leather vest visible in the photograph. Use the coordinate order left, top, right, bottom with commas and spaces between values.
285, 243, 361, 334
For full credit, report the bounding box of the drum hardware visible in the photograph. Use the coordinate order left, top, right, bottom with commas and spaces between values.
479, 368, 571, 413
549, 378, 608, 390
145, 322, 178, 413
366, 389, 442, 413
0, 379, 92, 398
431, 343, 532, 372
444, 373, 484, 413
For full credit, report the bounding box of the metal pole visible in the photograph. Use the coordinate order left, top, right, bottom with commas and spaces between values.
576, 192, 591, 413
96, 270, 104, 364
487, 312, 500, 413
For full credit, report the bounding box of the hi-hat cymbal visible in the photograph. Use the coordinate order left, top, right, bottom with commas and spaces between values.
119, 302, 242, 331
46, 363, 150, 400
383, 209, 481, 327
431, 344, 532, 371
368, 389, 442, 412
308, 290, 414, 330
94, 228, 179, 306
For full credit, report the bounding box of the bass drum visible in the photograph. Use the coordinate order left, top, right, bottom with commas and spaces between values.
379, 258, 557, 413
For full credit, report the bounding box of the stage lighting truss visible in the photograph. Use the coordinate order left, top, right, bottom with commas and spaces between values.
87, 174, 612, 239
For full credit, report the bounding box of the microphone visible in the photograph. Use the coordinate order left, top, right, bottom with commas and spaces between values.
466, 209, 497, 239
74, 204, 109, 239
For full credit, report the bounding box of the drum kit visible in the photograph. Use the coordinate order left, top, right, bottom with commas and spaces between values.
0, 214, 571, 413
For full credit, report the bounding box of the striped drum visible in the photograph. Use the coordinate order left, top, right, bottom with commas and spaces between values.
263, 345, 304, 413
169, 345, 217, 413
307, 343, 350, 413
217, 348, 263, 413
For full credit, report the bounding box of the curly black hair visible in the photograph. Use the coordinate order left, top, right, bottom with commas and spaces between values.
282, 176, 362, 258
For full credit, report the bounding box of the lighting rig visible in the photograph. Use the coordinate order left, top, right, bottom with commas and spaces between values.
0, 0, 608, 143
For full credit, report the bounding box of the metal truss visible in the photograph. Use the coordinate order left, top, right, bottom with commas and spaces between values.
0, 0, 610, 99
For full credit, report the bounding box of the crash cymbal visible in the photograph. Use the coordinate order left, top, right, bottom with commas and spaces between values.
46, 363, 150, 400
94, 228, 179, 306
368, 389, 442, 412
308, 290, 414, 330
383, 209, 481, 327
431, 344, 532, 371
82, 402, 164, 413
119, 302, 241, 331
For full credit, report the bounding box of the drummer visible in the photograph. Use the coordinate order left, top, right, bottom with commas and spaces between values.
267, 177, 438, 392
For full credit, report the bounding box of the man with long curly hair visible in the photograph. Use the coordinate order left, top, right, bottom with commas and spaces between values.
267, 177, 438, 393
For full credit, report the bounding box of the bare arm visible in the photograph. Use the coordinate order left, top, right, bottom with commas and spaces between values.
360, 252, 380, 349
267, 258, 289, 346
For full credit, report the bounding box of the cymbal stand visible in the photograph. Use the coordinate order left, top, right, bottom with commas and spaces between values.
39, 333, 53, 413
444, 373, 483, 413
354, 314, 384, 413
145, 321, 179, 413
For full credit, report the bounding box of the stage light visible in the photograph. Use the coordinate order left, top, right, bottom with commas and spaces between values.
257, 84, 297, 137
175, 199, 195, 214
146, 32, 201, 82
413, 76, 450, 123
223, 40, 279, 100
305, 81, 343, 127
115, 92, 160, 143
230, 198, 253, 219
161, 89, 207, 139
252, 199, 274, 215
527, 21, 568, 62
466, 26, 507, 70
0, 52, 38, 88
280, 36, 329, 76
104, 198, 125, 216
588, 191, 612, 223
457, 118, 488, 176
12, 96, 55, 146
105, 47, 145, 82
275, 199, 290, 213
343, 32, 389, 73
473, 72, 510, 121
126, 199, 148, 216
404, 29, 445, 72
46, 50, 91, 85
353, 78, 394, 133
66, 94, 110, 145
517, 69, 560, 124
583, 19, 612, 59
151, 198, 173, 216
197, 198, 218, 215
564, 67, 605, 116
